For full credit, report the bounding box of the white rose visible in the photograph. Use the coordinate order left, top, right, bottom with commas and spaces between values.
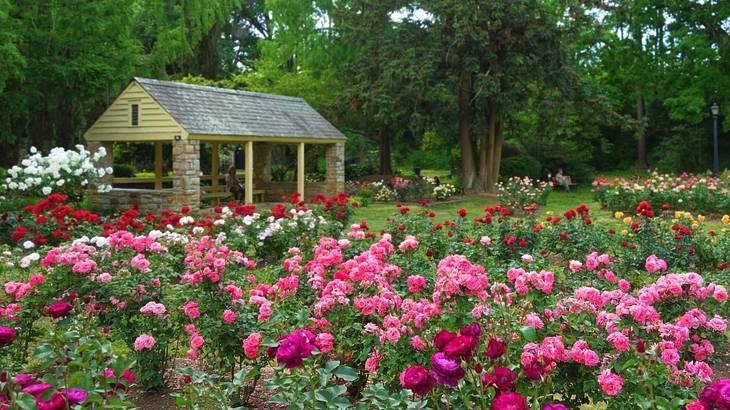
23, 240, 35, 249
42, 186, 52, 195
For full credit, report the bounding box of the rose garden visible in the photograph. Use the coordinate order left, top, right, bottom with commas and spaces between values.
0, 144, 729, 410
2, 2, 730, 409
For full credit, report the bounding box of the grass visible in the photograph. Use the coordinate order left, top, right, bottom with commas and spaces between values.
353, 187, 607, 232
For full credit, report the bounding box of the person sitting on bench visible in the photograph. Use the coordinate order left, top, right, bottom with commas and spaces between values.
555, 168, 571, 192
225, 165, 244, 200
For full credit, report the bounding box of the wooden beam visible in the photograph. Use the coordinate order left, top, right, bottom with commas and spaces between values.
245, 141, 254, 204
154, 142, 163, 190
297, 142, 305, 200
211, 143, 220, 189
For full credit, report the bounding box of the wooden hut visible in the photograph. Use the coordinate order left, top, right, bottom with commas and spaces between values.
84, 78, 345, 212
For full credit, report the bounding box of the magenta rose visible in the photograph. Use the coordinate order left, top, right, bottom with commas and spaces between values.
523, 361, 544, 381
434, 330, 457, 351
35, 392, 65, 410
0, 327, 16, 347
22, 383, 53, 398
542, 404, 569, 410
699, 379, 730, 409
12, 373, 35, 388
491, 392, 529, 410
444, 335, 475, 359
399, 365, 436, 396
431, 352, 465, 387
45, 302, 73, 319
460, 322, 482, 338
65, 387, 88, 405
485, 338, 506, 359
276, 331, 314, 369
483, 367, 517, 391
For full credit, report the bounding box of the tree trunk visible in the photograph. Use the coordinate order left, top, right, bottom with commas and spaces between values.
478, 104, 496, 193
458, 71, 476, 190
378, 127, 392, 176
489, 117, 504, 193
636, 94, 647, 168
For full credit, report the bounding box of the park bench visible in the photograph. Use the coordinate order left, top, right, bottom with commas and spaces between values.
554, 174, 576, 191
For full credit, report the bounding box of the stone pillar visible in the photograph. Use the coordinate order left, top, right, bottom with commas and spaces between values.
87, 141, 114, 209
172, 138, 201, 212
324, 143, 345, 196
252, 142, 273, 187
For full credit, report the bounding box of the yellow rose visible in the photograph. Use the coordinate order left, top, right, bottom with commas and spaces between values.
683, 212, 692, 219
691, 222, 698, 230
623, 217, 632, 225
697, 215, 705, 222
674, 211, 682, 219
722, 215, 729, 225
614, 211, 624, 219
621, 229, 629, 235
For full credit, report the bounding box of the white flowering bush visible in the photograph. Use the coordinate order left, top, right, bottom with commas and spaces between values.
372, 181, 397, 202
432, 183, 457, 200
2, 145, 113, 202
497, 176, 553, 212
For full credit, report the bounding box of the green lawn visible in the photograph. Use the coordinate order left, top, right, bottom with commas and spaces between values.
352, 188, 608, 232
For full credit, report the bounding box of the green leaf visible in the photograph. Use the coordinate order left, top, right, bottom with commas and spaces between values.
333, 365, 358, 382
520, 325, 536, 341
15, 393, 38, 410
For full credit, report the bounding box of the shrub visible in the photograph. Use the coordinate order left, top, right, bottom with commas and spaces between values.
2, 145, 112, 203
113, 163, 136, 178
497, 176, 553, 212
500, 155, 542, 180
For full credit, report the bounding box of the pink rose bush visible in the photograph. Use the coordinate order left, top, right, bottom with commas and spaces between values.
1, 198, 729, 408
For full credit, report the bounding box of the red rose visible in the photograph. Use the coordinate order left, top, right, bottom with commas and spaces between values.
45, 302, 73, 319
434, 330, 457, 351
0, 326, 16, 346
485, 338, 506, 359
399, 365, 435, 396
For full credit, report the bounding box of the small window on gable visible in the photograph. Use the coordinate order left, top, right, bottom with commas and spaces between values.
131, 104, 139, 126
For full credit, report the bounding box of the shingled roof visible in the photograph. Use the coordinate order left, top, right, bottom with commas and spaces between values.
134, 77, 345, 140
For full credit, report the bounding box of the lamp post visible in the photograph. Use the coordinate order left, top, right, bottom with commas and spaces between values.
711, 102, 720, 176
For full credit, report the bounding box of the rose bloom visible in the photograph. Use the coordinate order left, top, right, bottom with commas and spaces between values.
133, 334, 156, 351
45, 301, 73, 319
431, 352, 465, 387
222, 309, 236, 324
597, 369, 623, 396
542, 404, 569, 410
65, 387, 88, 405
0, 326, 17, 346
491, 392, 529, 410
315, 332, 334, 353
434, 330, 457, 351
276, 331, 314, 368
699, 379, 730, 409
483, 367, 517, 391
486, 337, 507, 359
242, 332, 263, 359
443, 335, 475, 360
399, 365, 435, 396
410, 335, 426, 351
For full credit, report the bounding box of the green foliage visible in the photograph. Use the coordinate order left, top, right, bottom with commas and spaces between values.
500, 155, 542, 180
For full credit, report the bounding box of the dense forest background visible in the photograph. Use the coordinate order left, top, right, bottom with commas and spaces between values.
0, 0, 728, 190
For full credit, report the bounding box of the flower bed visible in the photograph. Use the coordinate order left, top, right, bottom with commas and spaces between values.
1, 196, 729, 409
497, 176, 553, 213
593, 171, 730, 215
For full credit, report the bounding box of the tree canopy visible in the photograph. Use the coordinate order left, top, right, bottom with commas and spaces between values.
1, 0, 728, 185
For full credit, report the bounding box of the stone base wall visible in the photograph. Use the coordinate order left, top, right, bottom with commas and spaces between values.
325, 143, 345, 196
261, 182, 326, 202
172, 139, 201, 212
90, 188, 177, 214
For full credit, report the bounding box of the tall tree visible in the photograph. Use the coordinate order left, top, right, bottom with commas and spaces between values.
424, 0, 572, 192
0, 0, 142, 164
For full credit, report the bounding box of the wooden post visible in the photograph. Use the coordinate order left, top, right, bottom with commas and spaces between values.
211, 142, 219, 189
297, 142, 305, 200
154, 141, 163, 190
245, 141, 253, 204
